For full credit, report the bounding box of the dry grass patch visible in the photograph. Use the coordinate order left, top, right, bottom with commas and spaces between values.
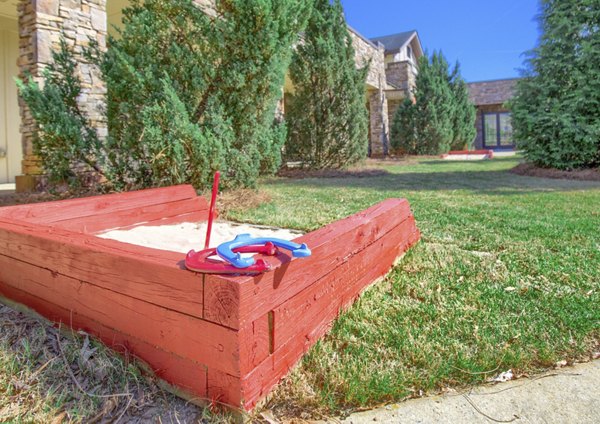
0, 304, 234, 423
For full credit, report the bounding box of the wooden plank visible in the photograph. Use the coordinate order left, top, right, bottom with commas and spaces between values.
106, 210, 210, 233
0, 283, 208, 400
207, 369, 243, 408
239, 225, 420, 410
272, 218, 419, 350
0, 253, 241, 376
0, 218, 204, 318
0, 185, 198, 224
238, 313, 271, 375
204, 198, 414, 329
51, 197, 209, 234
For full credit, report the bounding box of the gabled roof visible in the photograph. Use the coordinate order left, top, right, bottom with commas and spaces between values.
467, 78, 520, 106
370, 30, 419, 55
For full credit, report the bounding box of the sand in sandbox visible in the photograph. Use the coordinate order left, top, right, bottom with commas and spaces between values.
97, 221, 303, 254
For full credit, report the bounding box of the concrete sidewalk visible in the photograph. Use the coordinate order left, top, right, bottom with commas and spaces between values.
340, 360, 599, 423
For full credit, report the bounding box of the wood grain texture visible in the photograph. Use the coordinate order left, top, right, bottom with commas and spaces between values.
0, 217, 204, 318
52, 197, 209, 234
0, 185, 199, 224
238, 313, 270, 375
0, 283, 208, 400
0, 253, 239, 376
240, 224, 421, 409
204, 198, 414, 329
272, 217, 419, 350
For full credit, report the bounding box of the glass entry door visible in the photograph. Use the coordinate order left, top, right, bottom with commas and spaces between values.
483, 112, 514, 148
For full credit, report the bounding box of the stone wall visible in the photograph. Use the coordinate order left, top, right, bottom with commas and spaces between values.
368, 88, 389, 157
385, 60, 416, 96
16, 0, 107, 191
468, 78, 518, 106
348, 26, 386, 90
347, 27, 389, 156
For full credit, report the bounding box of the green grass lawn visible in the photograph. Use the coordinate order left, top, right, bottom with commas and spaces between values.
225, 156, 600, 415
1, 156, 598, 421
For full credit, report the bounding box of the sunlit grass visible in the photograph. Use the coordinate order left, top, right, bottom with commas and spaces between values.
225, 156, 600, 416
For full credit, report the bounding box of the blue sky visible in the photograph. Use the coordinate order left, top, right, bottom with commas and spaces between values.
340, 0, 541, 82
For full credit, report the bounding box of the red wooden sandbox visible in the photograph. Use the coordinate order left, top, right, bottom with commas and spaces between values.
0, 185, 420, 411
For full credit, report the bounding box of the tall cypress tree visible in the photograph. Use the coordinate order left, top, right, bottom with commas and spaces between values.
19, 0, 311, 190
391, 52, 455, 155
510, 0, 600, 169
449, 64, 476, 150
391, 51, 475, 154
285, 0, 369, 169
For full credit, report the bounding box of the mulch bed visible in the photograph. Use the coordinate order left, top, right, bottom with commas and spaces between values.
511, 163, 600, 181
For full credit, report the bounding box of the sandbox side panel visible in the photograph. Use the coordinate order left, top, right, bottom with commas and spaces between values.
0, 184, 199, 224
204, 198, 413, 329
271, 217, 419, 351
0, 283, 209, 400
0, 253, 240, 376
0, 219, 204, 319
240, 222, 421, 410
51, 197, 210, 234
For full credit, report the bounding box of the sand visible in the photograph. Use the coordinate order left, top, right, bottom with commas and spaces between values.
97, 221, 303, 254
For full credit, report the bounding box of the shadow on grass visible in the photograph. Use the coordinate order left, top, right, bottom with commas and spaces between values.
271, 169, 600, 196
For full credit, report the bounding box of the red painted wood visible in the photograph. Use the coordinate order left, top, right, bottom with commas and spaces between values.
446, 149, 494, 156
240, 226, 421, 409
52, 197, 209, 234
109, 210, 210, 232
0, 218, 204, 318
0, 185, 199, 224
0, 282, 209, 400
207, 369, 243, 408
272, 218, 419, 350
0, 253, 240, 375
238, 313, 271, 375
0, 185, 422, 412
204, 199, 414, 329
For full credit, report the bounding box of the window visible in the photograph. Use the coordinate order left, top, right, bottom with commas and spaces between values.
483, 112, 514, 148
406, 45, 412, 60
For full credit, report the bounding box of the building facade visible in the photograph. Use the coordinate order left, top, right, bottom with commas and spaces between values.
1, 0, 422, 191
467, 78, 519, 151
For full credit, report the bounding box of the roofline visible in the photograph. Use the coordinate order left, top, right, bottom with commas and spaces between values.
347, 24, 382, 50
467, 77, 522, 84
370, 29, 418, 42
371, 30, 423, 57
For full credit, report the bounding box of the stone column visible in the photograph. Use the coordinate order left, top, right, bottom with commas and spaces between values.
16, 0, 107, 192
368, 82, 389, 157
385, 61, 417, 100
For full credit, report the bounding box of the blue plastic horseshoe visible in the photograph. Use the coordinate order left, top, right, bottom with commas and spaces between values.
216, 234, 311, 269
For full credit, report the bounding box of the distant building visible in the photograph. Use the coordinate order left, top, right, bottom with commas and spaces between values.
467, 78, 520, 151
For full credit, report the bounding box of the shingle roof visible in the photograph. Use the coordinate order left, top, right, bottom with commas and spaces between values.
467, 78, 519, 106
370, 31, 417, 54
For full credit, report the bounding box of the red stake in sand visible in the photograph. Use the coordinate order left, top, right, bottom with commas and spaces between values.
204, 171, 220, 249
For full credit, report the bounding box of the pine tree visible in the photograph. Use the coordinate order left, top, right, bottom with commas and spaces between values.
285, 0, 369, 169
391, 51, 474, 155
19, 0, 311, 190
449, 64, 476, 150
510, 0, 600, 169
